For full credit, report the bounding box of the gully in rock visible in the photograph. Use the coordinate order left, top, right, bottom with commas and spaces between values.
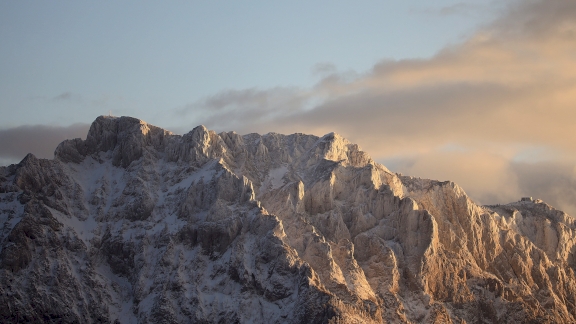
0, 116, 575, 323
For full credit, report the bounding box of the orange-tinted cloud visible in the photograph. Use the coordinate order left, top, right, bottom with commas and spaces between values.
179, 0, 576, 214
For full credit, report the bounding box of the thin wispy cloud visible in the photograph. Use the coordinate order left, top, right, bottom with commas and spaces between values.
311, 63, 338, 77
28, 92, 115, 108
53, 92, 73, 101
175, 87, 313, 133
410, 1, 503, 18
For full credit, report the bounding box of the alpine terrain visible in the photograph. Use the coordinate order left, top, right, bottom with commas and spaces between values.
1, 116, 575, 323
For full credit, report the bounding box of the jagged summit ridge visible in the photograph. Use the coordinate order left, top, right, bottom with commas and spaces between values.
1, 116, 575, 323
55, 116, 373, 168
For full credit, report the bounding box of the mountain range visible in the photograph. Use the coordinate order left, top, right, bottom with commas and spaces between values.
1, 116, 575, 323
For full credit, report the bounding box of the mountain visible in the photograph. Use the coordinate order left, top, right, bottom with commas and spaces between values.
1, 115, 575, 323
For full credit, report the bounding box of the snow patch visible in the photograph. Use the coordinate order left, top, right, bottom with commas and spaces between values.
261, 165, 288, 191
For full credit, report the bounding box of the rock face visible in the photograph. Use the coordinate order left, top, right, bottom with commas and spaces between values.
0, 115, 575, 323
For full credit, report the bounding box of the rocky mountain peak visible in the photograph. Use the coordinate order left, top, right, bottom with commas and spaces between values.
317, 132, 374, 167
55, 115, 173, 167
2, 116, 576, 323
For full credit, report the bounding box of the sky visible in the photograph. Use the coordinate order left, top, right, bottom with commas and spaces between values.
1, 0, 576, 215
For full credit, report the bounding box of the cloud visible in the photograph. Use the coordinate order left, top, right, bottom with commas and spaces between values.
438, 3, 482, 16
387, 149, 520, 203
176, 0, 576, 214
387, 150, 576, 217
0, 124, 90, 165
53, 92, 73, 101
311, 63, 338, 77
512, 161, 576, 216
490, 0, 576, 39
411, 1, 503, 19
30, 92, 114, 108
174, 87, 314, 134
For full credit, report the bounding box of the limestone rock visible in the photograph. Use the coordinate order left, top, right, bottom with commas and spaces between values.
1, 115, 575, 323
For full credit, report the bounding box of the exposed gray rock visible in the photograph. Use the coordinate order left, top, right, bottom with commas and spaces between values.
0, 115, 575, 323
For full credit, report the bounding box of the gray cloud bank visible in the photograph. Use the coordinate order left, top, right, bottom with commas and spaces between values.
178, 0, 576, 215
0, 124, 90, 165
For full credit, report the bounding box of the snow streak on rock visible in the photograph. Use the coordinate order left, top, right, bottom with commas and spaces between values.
1, 115, 575, 323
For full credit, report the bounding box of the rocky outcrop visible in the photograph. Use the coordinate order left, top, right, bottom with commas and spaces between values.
1, 115, 575, 323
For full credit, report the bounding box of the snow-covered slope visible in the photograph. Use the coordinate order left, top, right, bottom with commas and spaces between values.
1, 116, 575, 323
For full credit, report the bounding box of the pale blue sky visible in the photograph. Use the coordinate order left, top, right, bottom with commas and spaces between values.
0, 0, 497, 129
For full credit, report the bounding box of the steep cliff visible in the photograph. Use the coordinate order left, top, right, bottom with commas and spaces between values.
0, 116, 575, 323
